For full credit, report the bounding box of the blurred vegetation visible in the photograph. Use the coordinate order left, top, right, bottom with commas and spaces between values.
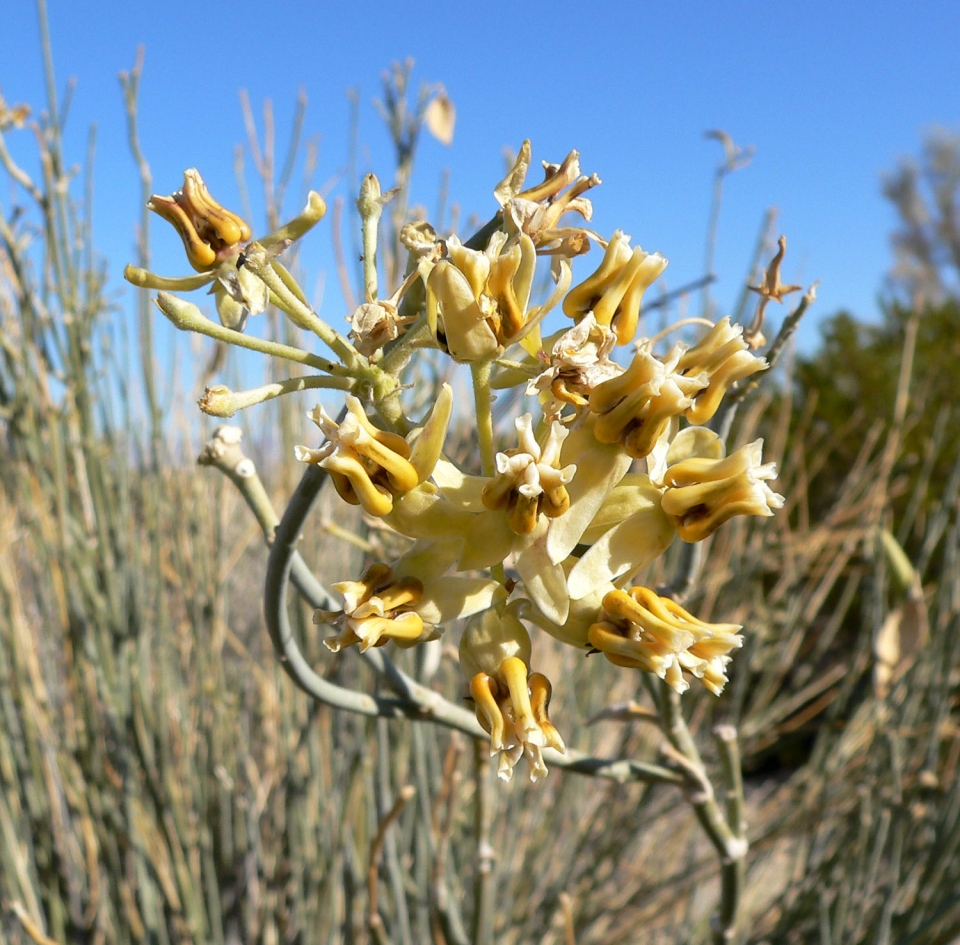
794, 299, 960, 532
2, 22, 960, 945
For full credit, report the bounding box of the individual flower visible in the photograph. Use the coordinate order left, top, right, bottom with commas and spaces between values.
588, 587, 743, 694
346, 263, 427, 357
346, 297, 418, 356
483, 233, 537, 344
429, 415, 578, 625
295, 387, 452, 517
148, 168, 252, 272
660, 436, 785, 542
481, 414, 577, 536
527, 313, 622, 422
125, 170, 326, 330
418, 231, 539, 361
494, 141, 601, 252
675, 317, 768, 424
459, 603, 565, 782
563, 230, 668, 346
420, 252, 499, 363
588, 343, 708, 459
320, 544, 504, 652
431, 416, 633, 626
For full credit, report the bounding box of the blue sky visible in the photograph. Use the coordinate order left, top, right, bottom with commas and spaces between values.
5, 0, 960, 362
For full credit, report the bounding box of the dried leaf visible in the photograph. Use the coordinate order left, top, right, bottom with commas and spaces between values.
424, 91, 455, 146
874, 578, 929, 697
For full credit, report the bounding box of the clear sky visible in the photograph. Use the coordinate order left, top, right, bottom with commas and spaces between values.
5, 0, 960, 357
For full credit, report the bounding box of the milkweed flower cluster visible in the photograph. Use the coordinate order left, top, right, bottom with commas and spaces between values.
128, 144, 787, 782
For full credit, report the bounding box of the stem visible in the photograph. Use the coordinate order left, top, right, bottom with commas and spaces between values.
471, 740, 496, 945
702, 168, 723, 318
377, 313, 433, 375
367, 784, 416, 942
243, 247, 361, 365
119, 49, 162, 464
659, 685, 747, 944
198, 374, 353, 418
714, 724, 747, 943
471, 360, 496, 478
154, 292, 348, 375
469, 357, 508, 585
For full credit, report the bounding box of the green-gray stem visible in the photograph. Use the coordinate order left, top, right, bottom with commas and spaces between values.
155, 292, 348, 375
471, 359, 496, 478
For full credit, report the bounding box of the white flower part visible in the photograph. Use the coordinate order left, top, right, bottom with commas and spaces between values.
496, 415, 577, 501
293, 404, 344, 466
743, 443, 786, 512
308, 402, 341, 441
346, 299, 415, 356
527, 313, 622, 421
503, 197, 544, 236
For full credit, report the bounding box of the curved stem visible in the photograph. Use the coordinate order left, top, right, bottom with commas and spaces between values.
264, 463, 415, 717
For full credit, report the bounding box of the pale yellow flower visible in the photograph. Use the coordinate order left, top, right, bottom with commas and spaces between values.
588, 587, 743, 694
494, 142, 601, 251
563, 230, 667, 346
527, 313, 622, 422
320, 544, 504, 653
481, 414, 576, 536
419, 231, 539, 360
427, 415, 634, 625
460, 603, 564, 782
675, 318, 768, 424
296, 387, 452, 517
589, 342, 707, 459
660, 436, 784, 542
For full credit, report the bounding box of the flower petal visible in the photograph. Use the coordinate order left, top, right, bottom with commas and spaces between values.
567, 503, 675, 599
546, 425, 632, 565
459, 511, 520, 570
416, 576, 506, 624
516, 532, 570, 625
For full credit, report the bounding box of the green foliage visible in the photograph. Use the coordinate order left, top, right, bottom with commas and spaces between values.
794, 299, 960, 539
